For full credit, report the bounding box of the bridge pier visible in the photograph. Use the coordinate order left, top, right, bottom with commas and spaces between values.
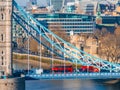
0, 77, 25, 90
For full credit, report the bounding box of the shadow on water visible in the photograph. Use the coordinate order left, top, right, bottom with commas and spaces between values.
25, 79, 120, 90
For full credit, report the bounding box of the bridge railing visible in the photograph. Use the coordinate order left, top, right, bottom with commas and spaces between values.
26, 72, 120, 79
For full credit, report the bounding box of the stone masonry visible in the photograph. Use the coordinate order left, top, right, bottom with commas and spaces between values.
0, 0, 12, 76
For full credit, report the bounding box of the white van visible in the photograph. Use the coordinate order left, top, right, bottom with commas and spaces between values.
31, 68, 43, 75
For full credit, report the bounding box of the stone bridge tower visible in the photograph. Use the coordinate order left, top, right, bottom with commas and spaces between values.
0, 0, 12, 76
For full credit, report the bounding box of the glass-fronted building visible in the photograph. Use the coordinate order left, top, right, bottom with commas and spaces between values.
102, 16, 120, 25
33, 13, 96, 34
96, 16, 120, 33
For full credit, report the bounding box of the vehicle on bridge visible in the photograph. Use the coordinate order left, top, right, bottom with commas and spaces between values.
51, 65, 73, 73
80, 66, 99, 72
29, 68, 43, 75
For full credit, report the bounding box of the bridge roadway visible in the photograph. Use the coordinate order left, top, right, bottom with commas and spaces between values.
25, 73, 120, 80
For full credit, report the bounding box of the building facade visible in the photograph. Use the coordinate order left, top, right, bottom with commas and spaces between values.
33, 13, 96, 34
0, 0, 12, 77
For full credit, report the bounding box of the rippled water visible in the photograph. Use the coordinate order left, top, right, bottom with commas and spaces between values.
25, 80, 120, 90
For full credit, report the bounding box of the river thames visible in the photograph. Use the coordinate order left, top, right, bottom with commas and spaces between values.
25, 79, 120, 90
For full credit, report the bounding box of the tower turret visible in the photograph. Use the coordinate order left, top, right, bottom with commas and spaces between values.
96, 3, 102, 24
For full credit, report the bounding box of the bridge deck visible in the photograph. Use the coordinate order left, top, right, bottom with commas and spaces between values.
25, 73, 120, 80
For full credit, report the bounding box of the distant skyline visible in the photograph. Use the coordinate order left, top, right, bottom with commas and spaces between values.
15, 0, 48, 6
15, 0, 119, 6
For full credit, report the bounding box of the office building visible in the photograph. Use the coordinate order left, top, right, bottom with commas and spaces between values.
33, 13, 96, 34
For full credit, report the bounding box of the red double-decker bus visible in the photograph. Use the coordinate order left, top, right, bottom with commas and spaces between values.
51, 65, 73, 73
80, 66, 99, 72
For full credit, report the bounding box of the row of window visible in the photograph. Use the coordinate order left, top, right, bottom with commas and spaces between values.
34, 14, 92, 19
49, 25, 94, 28
50, 26, 94, 29
47, 19, 83, 22
0, 56, 5, 65
48, 23, 94, 25
0, 49, 5, 66
48, 21, 94, 24
63, 26, 94, 28
47, 19, 92, 22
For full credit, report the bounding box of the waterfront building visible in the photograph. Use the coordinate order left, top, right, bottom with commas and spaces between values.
32, 13, 96, 34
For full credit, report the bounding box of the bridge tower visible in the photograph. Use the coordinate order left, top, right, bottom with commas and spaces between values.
0, 0, 12, 77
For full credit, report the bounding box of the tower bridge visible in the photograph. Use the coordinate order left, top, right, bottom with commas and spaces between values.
0, 0, 120, 79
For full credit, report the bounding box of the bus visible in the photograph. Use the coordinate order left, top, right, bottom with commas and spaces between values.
51, 65, 73, 73
80, 66, 99, 72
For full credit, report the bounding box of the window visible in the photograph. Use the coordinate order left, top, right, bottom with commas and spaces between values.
1, 13, 3, 20
0, 13, 5, 20
1, 34, 3, 41
1, 51, 3, 54
1, 71, 4, 76
0, 34, 5, 42
1, 56, 4, 65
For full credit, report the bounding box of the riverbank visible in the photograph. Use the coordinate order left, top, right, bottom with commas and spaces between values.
13, 59, 50, 69
13, 53, 81, 69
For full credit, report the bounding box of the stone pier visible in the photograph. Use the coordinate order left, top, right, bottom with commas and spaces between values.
0, 77, 25, 90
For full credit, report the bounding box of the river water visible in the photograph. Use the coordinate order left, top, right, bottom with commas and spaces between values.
13, 62, 120, 90
25, 80, 120, 90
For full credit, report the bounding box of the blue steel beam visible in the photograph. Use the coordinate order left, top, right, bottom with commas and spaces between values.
12, 13, 66, 60
25, 73, 120, 79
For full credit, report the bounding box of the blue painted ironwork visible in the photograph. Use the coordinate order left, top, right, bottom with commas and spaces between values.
12, 0, 120, 75
25, 73, 120, 79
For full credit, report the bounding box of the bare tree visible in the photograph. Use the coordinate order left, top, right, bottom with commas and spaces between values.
96, 26, 120, 63
114, 25, 120, 35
